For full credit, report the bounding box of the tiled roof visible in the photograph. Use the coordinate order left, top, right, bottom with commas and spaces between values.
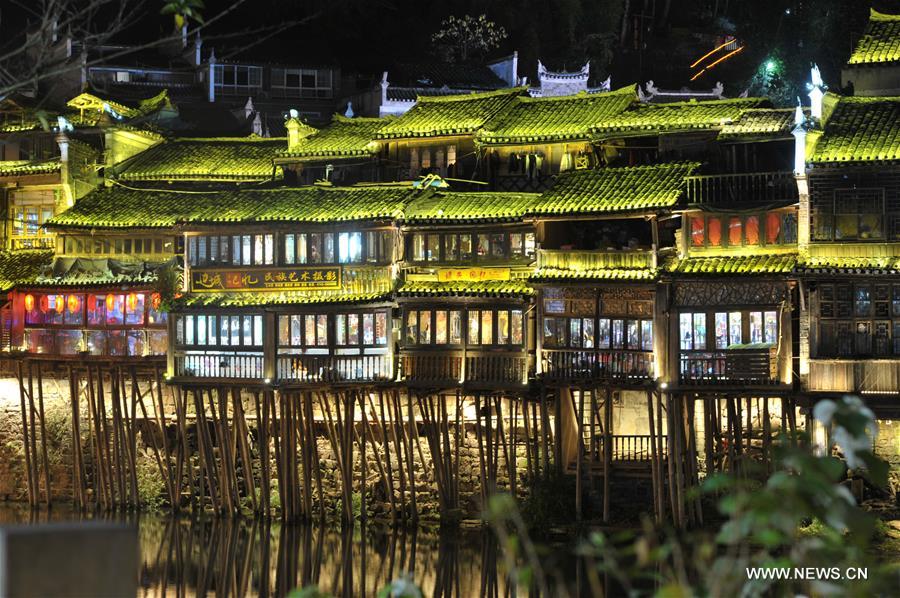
797, 256, 900, 274
847, 9, 900, 65
279, 116, 384, 160
718, 108, 802, 140
0, 250, 53, 291
46, 184, 410, 229
396, 279, 534, 298
0, 159, 61, 177
66, 90, 170, 120
27, 256, 167, 288
533, 162, 699, 215
177, 291, 391, 308
592, 98, 769, 137
0, 112, 99, 133
665, 254, 797, 275
476, 86, 637, 145
529, 267, 656, 282
810, 96, 900, 163
116, 137, 284, 181
375, 88, 525, 139
403, 190, 539, 222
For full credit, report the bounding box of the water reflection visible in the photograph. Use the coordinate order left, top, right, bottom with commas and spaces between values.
0, 505, 581, 597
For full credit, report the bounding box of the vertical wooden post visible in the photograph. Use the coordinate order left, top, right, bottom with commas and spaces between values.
602, 387, 612, 524
16, 361, 35, 506
575, 389, 584, 522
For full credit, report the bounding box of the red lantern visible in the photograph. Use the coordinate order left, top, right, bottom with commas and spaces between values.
55, 296, 64, 314
106, 294, 116, 312
67, 294, 80, 314
126, 293, 138, 312
151, 292, 161, 311
39, 295, 49, 313
24, 294, 34, 312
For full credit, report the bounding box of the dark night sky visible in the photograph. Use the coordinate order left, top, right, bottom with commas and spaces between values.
4, 1, 900, 95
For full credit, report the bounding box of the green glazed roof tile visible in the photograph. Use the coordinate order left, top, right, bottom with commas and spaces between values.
529, 267, 656, 282
797, 256, 900, 273
47, 184, 411, 229
403, 190, 540, 222
810, 95, 900, 163
375, 88, 525, 139
592, 97, 769, 137
535, 162, 700, 214
476, 86, 636, 145
848, 9, 900, 65
396, 279, 534, 298
117, 137, 284, 181
0, 250, 54, 291
280, 115, 386, 160
0, 159, 61, 177
718, 108, 803, 140
666, 254, 797, 275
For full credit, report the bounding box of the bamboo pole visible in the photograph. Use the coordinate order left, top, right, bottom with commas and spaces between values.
16, 361, 35, 506
35, 362, 52, 505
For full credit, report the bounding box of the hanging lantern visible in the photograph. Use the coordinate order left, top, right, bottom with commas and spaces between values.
127, 293, 138, 312
39, 295, 49, 313
106, 294, 116, 312
151, 292, 161, 311
55, 296, 64, 314
24, 294, 34, 312
67, 294, 80, 314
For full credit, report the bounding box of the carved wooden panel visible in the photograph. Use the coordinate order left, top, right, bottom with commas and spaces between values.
674, 281, 786, 307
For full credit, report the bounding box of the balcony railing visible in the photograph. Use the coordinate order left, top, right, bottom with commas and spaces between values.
543, 349, 654, 382
175, 351, 264, 379
400, 352, 462, 384
537, 249, 654, 271
277, 353, 393, 384
807, 359, 900, 393
400, 350, 528, 386
679, 347, 777, 385
577, 434, 668, 465
684, 171, 798, 205
9, 235, 54, 250
465, 352, 528, 385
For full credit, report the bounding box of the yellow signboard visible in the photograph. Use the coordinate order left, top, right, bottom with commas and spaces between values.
436, 267, 511, 282
191, 267, 342, 292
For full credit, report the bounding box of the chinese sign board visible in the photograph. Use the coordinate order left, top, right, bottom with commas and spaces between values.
191, 268, 342, 292
436, 267, 511, 282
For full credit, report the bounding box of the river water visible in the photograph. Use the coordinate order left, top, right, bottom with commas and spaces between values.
0, 504, 594, 597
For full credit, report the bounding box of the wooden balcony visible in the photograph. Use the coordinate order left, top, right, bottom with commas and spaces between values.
175, 351, 264, 380
807, 359, 900, 394
277, 353, 393, 384
400, 350, 528, 388
542, 349, 654, 384
536, 248, 654, 271
684, 171, 798, 205
679, 346, 778, 385
9, 235, 54, 250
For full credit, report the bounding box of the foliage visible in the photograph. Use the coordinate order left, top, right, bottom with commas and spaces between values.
490, 396, 895, 597
375, 573, 424, 598
136, 448, 166, 512
161, 0, 205, 30
431, 15, 507, 63
153, 263, 183, 313
518, 471, 585, 533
